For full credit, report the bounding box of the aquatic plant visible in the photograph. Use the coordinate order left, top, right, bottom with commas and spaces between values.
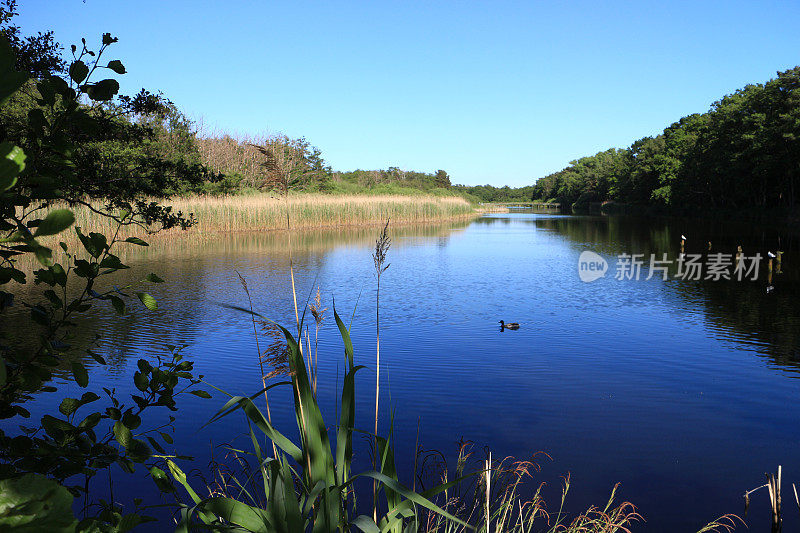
165, 307, 472, 532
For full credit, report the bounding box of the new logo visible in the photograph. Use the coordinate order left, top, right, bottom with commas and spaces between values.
578, 250, 608, 282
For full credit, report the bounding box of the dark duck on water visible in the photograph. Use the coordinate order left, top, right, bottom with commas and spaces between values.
499, 320, 520, 330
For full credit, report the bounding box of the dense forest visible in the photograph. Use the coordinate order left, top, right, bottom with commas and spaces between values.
532, 67, 800, 213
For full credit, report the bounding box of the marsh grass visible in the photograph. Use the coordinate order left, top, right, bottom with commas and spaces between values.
77, 193, 473, 234
413, 443, 639, 533
26, 193, 472, 260
168, 193, 476, 233
415, 443, 740, 532
14, 194, 474, 275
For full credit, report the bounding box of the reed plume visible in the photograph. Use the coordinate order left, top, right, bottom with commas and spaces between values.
307, 286, 326, 398
372, 218, 391, 520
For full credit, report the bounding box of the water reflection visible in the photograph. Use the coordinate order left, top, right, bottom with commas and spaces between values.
527, 213, 800, 371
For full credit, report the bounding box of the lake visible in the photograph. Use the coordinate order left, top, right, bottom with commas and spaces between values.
5, 211, 800, 532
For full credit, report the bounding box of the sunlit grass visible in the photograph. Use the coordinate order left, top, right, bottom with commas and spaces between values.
62, 193, 477, 238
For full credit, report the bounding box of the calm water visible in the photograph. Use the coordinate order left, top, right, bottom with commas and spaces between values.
6, 212, 800, 531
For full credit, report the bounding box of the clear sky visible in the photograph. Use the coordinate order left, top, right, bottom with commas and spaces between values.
17, 0, 800, 187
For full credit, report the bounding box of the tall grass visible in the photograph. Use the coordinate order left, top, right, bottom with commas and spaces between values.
372, 219, 391, 521
171, 194, 476, 233
42, 194, 475, 242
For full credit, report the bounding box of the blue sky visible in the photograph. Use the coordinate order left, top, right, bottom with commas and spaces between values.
18, 1, 800, 187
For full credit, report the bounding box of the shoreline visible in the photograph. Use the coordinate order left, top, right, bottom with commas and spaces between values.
146, 210, 486, 240
27, 194, 497, 264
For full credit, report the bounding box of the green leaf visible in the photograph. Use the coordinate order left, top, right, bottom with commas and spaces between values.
41, 415, 73, 440
118, 457, 135, 474
144, 273, 164, 283
0, 141, 26, 190
106, 59, 126, 74
73, 259, 96, 278
133, 371, 148, 392
146, 436, 165, 454
99, 254, 128, 270
69, 60, 89, 84
71, 362, 88, 387
275, 324, 338, 510
360, 470, 473, 530
199, 497, 272, 531
113, 421, 133, 448
124, 237, 149, 246
34, 209, 75, 237
205, 387, 301, 462
43, 289, 62, 309
127, 438, 151, 463
335, 307, 359, 488
51, 263, 67, 287
136, 292, 158, 311
189, 390, 211, 399
80, 392, 100, 404
76, 228, 107, 258
159, 432, 173, 444
0, 474, 77, 531
78, 412, 101, 430
122, 412, 141, 430
352, 516, 380, 533
165, 460, 219, 525
117, 513, 153, 532
109, 295, 125, 315
37, 79, 55, 106
83, 78, 119, 101
149, 466, 174, 493
58, 398, 80, 416
32, 244, 53, 267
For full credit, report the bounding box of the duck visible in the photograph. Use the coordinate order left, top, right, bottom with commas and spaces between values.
499, 320, 520, 330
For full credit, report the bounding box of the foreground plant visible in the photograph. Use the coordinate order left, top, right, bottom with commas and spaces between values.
166, 307, 471, 532
0, 24, 207, 530
372, 218, 391, 521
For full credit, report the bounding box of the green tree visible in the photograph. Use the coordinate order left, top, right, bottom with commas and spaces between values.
435, 169, 451, 188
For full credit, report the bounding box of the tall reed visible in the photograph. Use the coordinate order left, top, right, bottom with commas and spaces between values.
372, 219, 391, 521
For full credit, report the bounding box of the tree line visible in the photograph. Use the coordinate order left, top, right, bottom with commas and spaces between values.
532, 67, 800, 213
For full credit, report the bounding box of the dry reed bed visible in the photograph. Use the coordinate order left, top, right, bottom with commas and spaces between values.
19, 194, 476, 270
174, 193, 476, 232
61, 193, 476, 239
